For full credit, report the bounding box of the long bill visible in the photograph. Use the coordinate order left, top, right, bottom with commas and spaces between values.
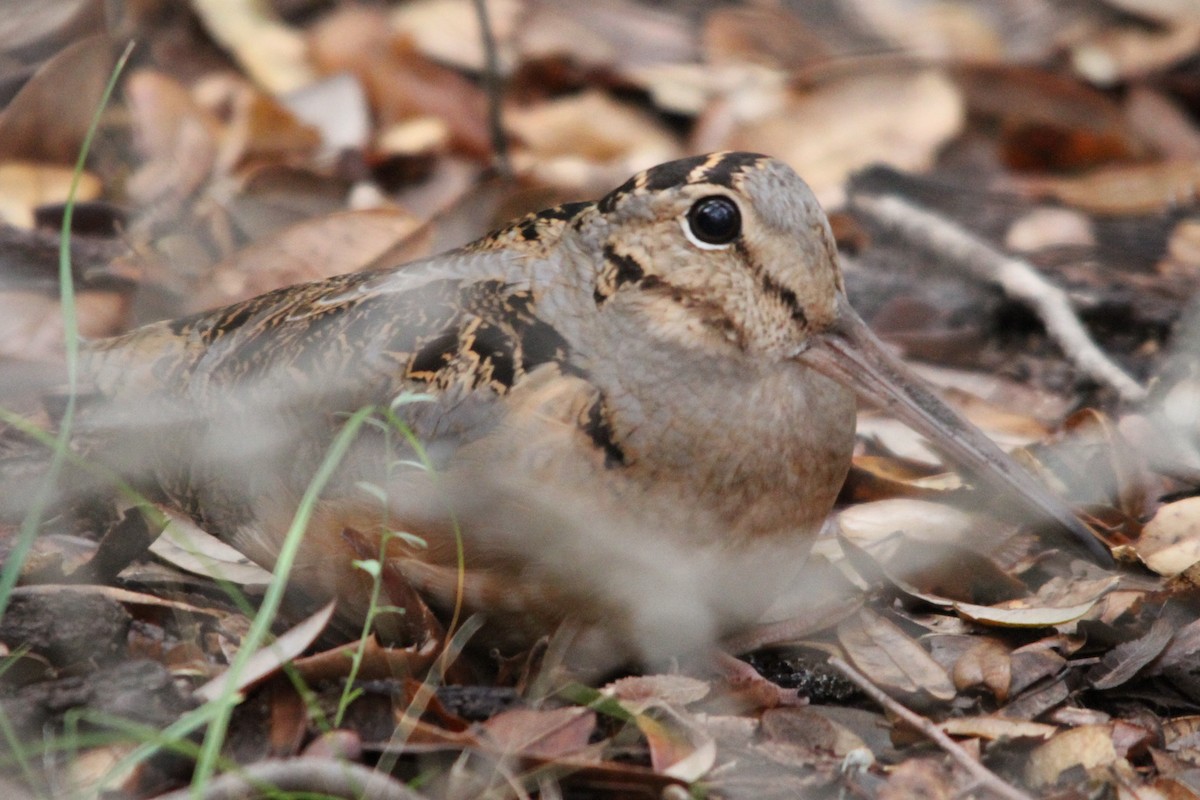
798, 293, 1113, 566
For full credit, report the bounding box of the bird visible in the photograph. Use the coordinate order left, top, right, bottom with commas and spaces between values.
67, 152, 1107, 667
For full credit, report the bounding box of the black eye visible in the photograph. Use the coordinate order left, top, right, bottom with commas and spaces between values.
686, 196, 741, 246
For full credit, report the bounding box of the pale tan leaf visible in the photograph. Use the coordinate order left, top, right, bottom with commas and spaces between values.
191, 0, 316, 94
0, 161, 100, 228
1136, 497, 1200, 577
717, 69, 963, 205
195, 601, 335, 703
605, 674, 711, 709
954, 597, 1102, 628
633, 705, 716, 782
506, 90, 681, 194
481, 707, 597, 760
149, 510, 274, 587
837, 608, 956, 701
1026, 725, 1120, 788
940, 716, 1055, 742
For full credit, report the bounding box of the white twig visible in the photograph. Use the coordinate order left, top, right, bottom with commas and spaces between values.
852, 193, 1147, 404
829, 657, 1037, 800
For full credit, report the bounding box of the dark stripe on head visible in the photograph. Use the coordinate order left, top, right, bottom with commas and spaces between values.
640, 154, 710, 192
536, 201, 591, 222
701, 152, 766, 188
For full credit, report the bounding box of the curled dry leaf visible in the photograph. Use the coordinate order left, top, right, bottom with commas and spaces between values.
1135, 496, 1200, 577
837, 608, 956, 703
845, 0, 1002, 60
715, 68, 963, 205
632, 704, 716, 782
954, 577, 1119, 628
149, 509, 274, 587
1087, 614, 1176, 690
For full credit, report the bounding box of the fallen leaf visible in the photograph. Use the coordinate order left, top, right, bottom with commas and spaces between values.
940, 715, 1055, 742
1018, 160, 1200, 216
505, 90, 681, 194
194, 601, 335, 703
605, 674, 711, 709
0, 161, 101, 228
191, 0, 316, 94
715, 68, 963, 205
1137, 497, 1200, 577
1088, 614, 1176, 690
952, 638, 1013, 702
837, 608, 956, 703
0, 34, 114, 164
149, 510, 274, 587
481, 706, 597, 760
1026, 724, 1120, 788
955, 587, 1113, 629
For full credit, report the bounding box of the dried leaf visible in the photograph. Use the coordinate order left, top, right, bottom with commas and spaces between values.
1026, 724, 1120, 788
148, 510, 274, 587
837, 608, 956, 702
0, 161, 101, 228
0, 34, 114, 163
506, 90, 681, 193
1089, 614, 1176, 690
191, 0, 316, 94
1137, 497, 1200, 577
955, 577, 1119, 628
481, 706, 596, 760
194, 601, 335, 703
1019, 160, 1200, 216
605, 674, 711, 709
715, 69, 963, 204
939, 715, 1055, 742
634, 705, 716, 781
952, 638, 1012, 702
758, 707, 870, 764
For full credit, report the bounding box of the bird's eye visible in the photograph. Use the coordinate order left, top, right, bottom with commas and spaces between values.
686, 196, 741, 247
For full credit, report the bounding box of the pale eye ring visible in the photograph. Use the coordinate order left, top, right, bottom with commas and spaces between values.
683, 196, 741, 250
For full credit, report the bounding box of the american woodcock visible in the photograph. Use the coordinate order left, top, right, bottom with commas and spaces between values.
74, 152, 1108, 664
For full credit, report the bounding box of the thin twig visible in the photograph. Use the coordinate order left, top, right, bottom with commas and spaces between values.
154, 758, 423, 800
852, 193, 1147, 404
471, 0, 511, 178
829, 657, 1037, 800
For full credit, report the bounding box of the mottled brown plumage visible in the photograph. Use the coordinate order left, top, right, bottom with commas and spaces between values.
76, 153, 1106, 665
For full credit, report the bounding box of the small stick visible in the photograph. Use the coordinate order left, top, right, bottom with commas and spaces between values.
471, 0, 512, 178
852, 193, 1147, 404
829, 657, 1037, 800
